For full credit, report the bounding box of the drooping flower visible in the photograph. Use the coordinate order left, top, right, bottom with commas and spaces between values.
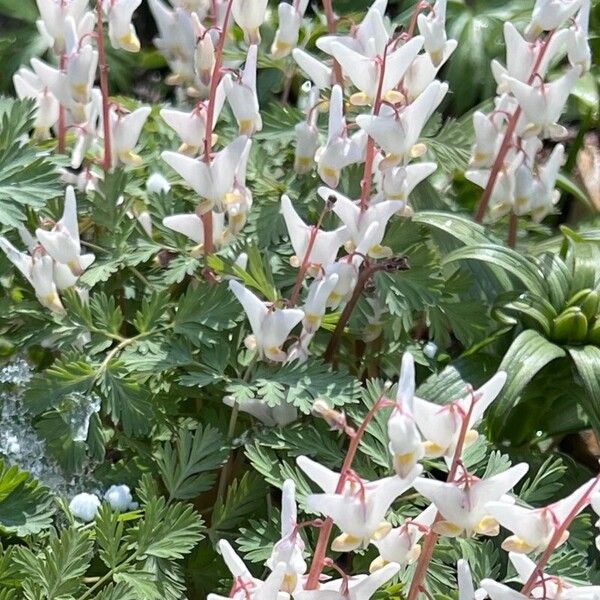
356, 80, 448, 168
35, 186, 96, 276
292, 49, 334, 90
503, 66, 581, 139
223, 395, 298, 427
293, 562, 400, 600
281, 194, 348, 270
567, 0, 592, 72
387, 353, 424, 477
266, 480, 307, 593
223, 45, 262, 136
371, 504, 436, 571
162, 211, 228, 254
231, 0, 268, 45
374, 161, 437, 203
162, 136, 251, 213
229, 280, 304, 362
486, 477, 600, 554
414, 463, 529, 537
109, 106, 152, 167
36, 0, 95, 53
302, 274, 340, 334
105, 0, 142, 53
208, 540, 289, 600
271, 0, 309, 59
412, 371, 507, 459
524, 0, 584, 40
298, 455, 422, 551
417, 0, 448, 66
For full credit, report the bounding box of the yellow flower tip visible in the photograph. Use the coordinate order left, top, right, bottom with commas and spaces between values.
282, 574, 297, 594
464, 429, 479, 447
305, 314, 321, 329
238, 119, 255, 136
379, 153, 402, 170
423, 440, 446, 458
369, 556, 389, 573
368, 244, 393, 259
501, 536, 536, 554
383, 90, 405, 105
430, 49, 443, 67
271, 40, 292, 59
372, 521, 392, 541
475, 516, 500, 537
350, 92, 372, 107
433, 520, 464, 537
119, 32, 141, 53
331, 532, 362, 552
178, 143, 199, 156
118, 150, 143, 167
410, 143, 427, 159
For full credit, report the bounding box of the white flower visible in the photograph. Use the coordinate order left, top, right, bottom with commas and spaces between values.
316, 85, 367, 188
231, 0, 268, 45
414, 463, 529, 537
387, 353, 424, 477
465, 163, 518, 221
292, 49, 334, 90
302, 274, 340, 334
64, 16, 98, 105
104, 485, 136, 512
567, 0, 591, 72
271, 0, 309, 59
224, 45, 262, 136
326, 36, 424, 105
298, 455, 421, 551
371, 504, 436, 571
504, 66, 581, 139
281, 194, 348, 269
36, 186, 95, 276
294, 121, 320, 174
458, 560, 488, 600
108, 106, 151, 167
356, 80, 448, 168
229, 280, 304, 362
318, 187, 406, 258
525, 0, 584, 40
293, 561, 400, 600
417, 0, 448, 66
194, 25, 216, 86
162, 136, 251, 213
36, 0, 95, 53
160, 87, 226, 155
69, 492, 101, 522
266, 480, 307, 593
470, 111, 504, 168
486, 477, 600, 554
491, 23, 569, 94
412, 371, 507, 459
105, 0, 142, 53
162, 211, 227, 253
208, 540, 289, 600
12, 67, 59, 140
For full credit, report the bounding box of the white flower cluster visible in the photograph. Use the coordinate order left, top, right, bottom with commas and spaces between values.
15, 0, 150, 182
467, 0, 591, 223
210, 353, 600, 599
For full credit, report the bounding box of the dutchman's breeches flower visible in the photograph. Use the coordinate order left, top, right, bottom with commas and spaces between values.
105, 0, 142, 53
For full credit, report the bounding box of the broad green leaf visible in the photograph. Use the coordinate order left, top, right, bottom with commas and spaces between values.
488, 330, 565, 439
569, 345, 600, 439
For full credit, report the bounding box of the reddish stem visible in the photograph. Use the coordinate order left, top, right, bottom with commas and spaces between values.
359, 46, 388, 211
406, 398, 476, 600
304, 393, 388, 589
57, 53, 67, 153
322, 0, 344, 85
289, 205, 331, 306
96, 1, 112, 172
474, 32, 555, 223
201, 0, 234, 255
520, 474, 600, 596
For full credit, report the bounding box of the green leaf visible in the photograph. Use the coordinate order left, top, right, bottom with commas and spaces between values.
113, 572, 163, 600
0, 460, 54, 536
443, 244, 547, 297
0, 98, 61, 227
92, 582, 138, 600
156, 424, 228, 500
130, 498, 204, 559
96, 504, 130, 571
14, 528, 93, 600
488, 330, 565, 440
569, 345, 600, 439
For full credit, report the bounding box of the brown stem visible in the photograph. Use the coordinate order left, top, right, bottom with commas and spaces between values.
507, 212, 518, 248
520, 474, 600, 596
406, 397, 476, 600
96, 1, 112, 172
359, 44, 389, 211
474, 32, 556, 223
57, 52, 67, 153
321, 0, 343, 86
201, 0, 234, 255
304, 392, 389, 589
